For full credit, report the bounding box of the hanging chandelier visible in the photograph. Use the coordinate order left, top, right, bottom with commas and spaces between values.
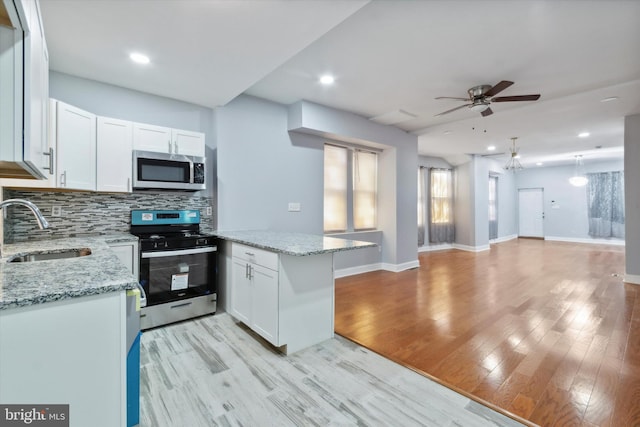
569, 155, 588, 187
504, 137, 523, 171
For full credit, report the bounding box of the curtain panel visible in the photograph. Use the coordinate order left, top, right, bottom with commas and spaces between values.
428, 168, 455, 243
418, 167, 427, 246
587, 171, 625, 238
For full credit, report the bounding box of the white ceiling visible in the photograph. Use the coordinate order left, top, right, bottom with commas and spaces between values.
40, 0, 640, 167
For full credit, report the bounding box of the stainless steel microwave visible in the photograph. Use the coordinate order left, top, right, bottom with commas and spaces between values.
133, 150, 206, 191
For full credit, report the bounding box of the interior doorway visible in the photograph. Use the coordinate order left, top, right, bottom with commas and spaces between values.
518, 188, 544, 238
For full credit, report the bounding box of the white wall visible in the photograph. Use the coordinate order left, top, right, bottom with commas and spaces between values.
515, 159, 624, 241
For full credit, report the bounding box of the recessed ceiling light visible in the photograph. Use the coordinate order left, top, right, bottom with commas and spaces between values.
536, 162, 543, 166
130, 52, 150, 64
578, 132, 590, 138
487, 145, 496, 151
319, 75, 335, 85
600, 96, 619, 103
443, 130, 452, 135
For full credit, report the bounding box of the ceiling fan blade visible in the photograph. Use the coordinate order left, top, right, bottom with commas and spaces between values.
492, 94, 541, 102
435, 96, 470, 101
434, 104, 471, 116
484, 80, 514, 97
481, 107, 493, 117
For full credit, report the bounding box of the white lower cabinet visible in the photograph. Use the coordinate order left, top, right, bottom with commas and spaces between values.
0, 292, 127, 427
230, 243, 279, 346
227, 241, 335, 354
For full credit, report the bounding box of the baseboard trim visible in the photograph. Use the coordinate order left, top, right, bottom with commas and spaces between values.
490, 234, 518, 244
452, 243, 490, 252
624, 274, 640, 285
381, 260, 420, 272
334, 263, 381, 278
545, 236, 625, 246
418, 243, 454, 252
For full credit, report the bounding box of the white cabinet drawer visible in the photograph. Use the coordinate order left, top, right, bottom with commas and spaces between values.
232, 243, 278, 271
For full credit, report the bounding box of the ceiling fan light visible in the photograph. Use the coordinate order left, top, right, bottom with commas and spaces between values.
470, 103, 490, 112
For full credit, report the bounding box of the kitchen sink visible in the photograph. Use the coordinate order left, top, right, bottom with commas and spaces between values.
8, 248, 92, 263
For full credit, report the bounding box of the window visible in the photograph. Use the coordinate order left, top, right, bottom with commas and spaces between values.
323, 144, 377, 232
489, 175, 498, 240
430, 169, 452, 224
429, 168, 454, 243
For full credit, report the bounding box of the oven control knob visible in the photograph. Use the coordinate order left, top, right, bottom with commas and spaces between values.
164, 242, 168, 248
153, 242, 158, 249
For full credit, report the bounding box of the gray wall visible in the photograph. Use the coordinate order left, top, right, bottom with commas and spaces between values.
454, 161, 473, 247
287, 100, 418, 269
487, 158, 518, 240
216, 95, 324, 233
515, 159, 624, 240
625, 114, 640, 280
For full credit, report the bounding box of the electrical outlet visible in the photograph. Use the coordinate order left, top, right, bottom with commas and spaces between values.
51, 206, 62, 217
288, 202, 301, 212
206, 206, 212, 216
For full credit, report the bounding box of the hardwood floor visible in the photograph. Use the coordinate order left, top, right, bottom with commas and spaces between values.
334, 239, 636, 427
139, 312, 524, 426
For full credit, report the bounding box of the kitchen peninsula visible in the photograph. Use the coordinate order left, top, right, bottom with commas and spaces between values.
214, 230, 376, 354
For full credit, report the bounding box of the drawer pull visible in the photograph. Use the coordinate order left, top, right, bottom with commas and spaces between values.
245, 252, 255, 256
170, 301, 192, 309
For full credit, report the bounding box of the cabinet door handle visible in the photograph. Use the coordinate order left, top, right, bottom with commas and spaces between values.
60, 170, 66, 187
127, 177, 131, 192
174, 141, 179, 154
245, 263, 249, 279
168, 140, 172, 153
248, 265, 253, 280
43, 147, 54, 174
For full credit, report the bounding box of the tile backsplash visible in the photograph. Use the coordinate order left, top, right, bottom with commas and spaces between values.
3, 189, 216, 243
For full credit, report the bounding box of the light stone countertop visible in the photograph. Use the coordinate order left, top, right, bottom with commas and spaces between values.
0, 234, 139, 310
212, 230, 377, 256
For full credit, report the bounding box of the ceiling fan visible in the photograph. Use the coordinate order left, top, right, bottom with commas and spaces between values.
435, 81, 540, 117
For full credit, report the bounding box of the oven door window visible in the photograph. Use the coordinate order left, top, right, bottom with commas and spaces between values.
138, 158, 190, 183
140, 250, 216, 305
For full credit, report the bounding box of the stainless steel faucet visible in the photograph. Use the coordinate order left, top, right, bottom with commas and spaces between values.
0, 199, 50, 229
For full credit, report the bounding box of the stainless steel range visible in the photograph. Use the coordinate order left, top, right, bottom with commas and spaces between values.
130, 209, 217, 330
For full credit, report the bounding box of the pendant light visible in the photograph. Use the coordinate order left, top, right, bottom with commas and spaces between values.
504, 137, 523, 171
569, 155, 588, 187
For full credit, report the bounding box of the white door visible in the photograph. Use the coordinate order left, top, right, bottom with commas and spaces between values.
97, 117, 132, 192
251, 263, 279, 346
230, 258, 252, 325
56, 101, 96, 190
518, 188, 544, 238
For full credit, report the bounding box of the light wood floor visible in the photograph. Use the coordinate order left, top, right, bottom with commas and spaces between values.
139, 312, 524, 426
335, 239, 636, 427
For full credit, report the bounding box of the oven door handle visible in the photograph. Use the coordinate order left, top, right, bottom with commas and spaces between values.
141, 246, 217, 258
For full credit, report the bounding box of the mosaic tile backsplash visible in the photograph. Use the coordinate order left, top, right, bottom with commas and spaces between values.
3, 189, 216, 243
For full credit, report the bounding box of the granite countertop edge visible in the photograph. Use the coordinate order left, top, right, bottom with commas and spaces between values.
0, 234, 139, 311
211, 230, 378, 256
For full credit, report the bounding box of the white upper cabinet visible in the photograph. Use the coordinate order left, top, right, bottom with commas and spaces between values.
0, 0, 50, 179
133, 122, 205, 157
55, 101, 96, 191
132, 123, 172, 154
23, 0, 50, 179
172, 129, 205, 157
97, 117, 133, 193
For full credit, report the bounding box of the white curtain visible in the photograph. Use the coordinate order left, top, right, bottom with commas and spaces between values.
428, 168, 455, 243
417, 167, 427, 246
587, 171, 625, 238
353, 150, 377, 230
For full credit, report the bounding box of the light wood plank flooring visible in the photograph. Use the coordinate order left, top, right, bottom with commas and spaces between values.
335, 239, 635, 426
140, 312, 525, 426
